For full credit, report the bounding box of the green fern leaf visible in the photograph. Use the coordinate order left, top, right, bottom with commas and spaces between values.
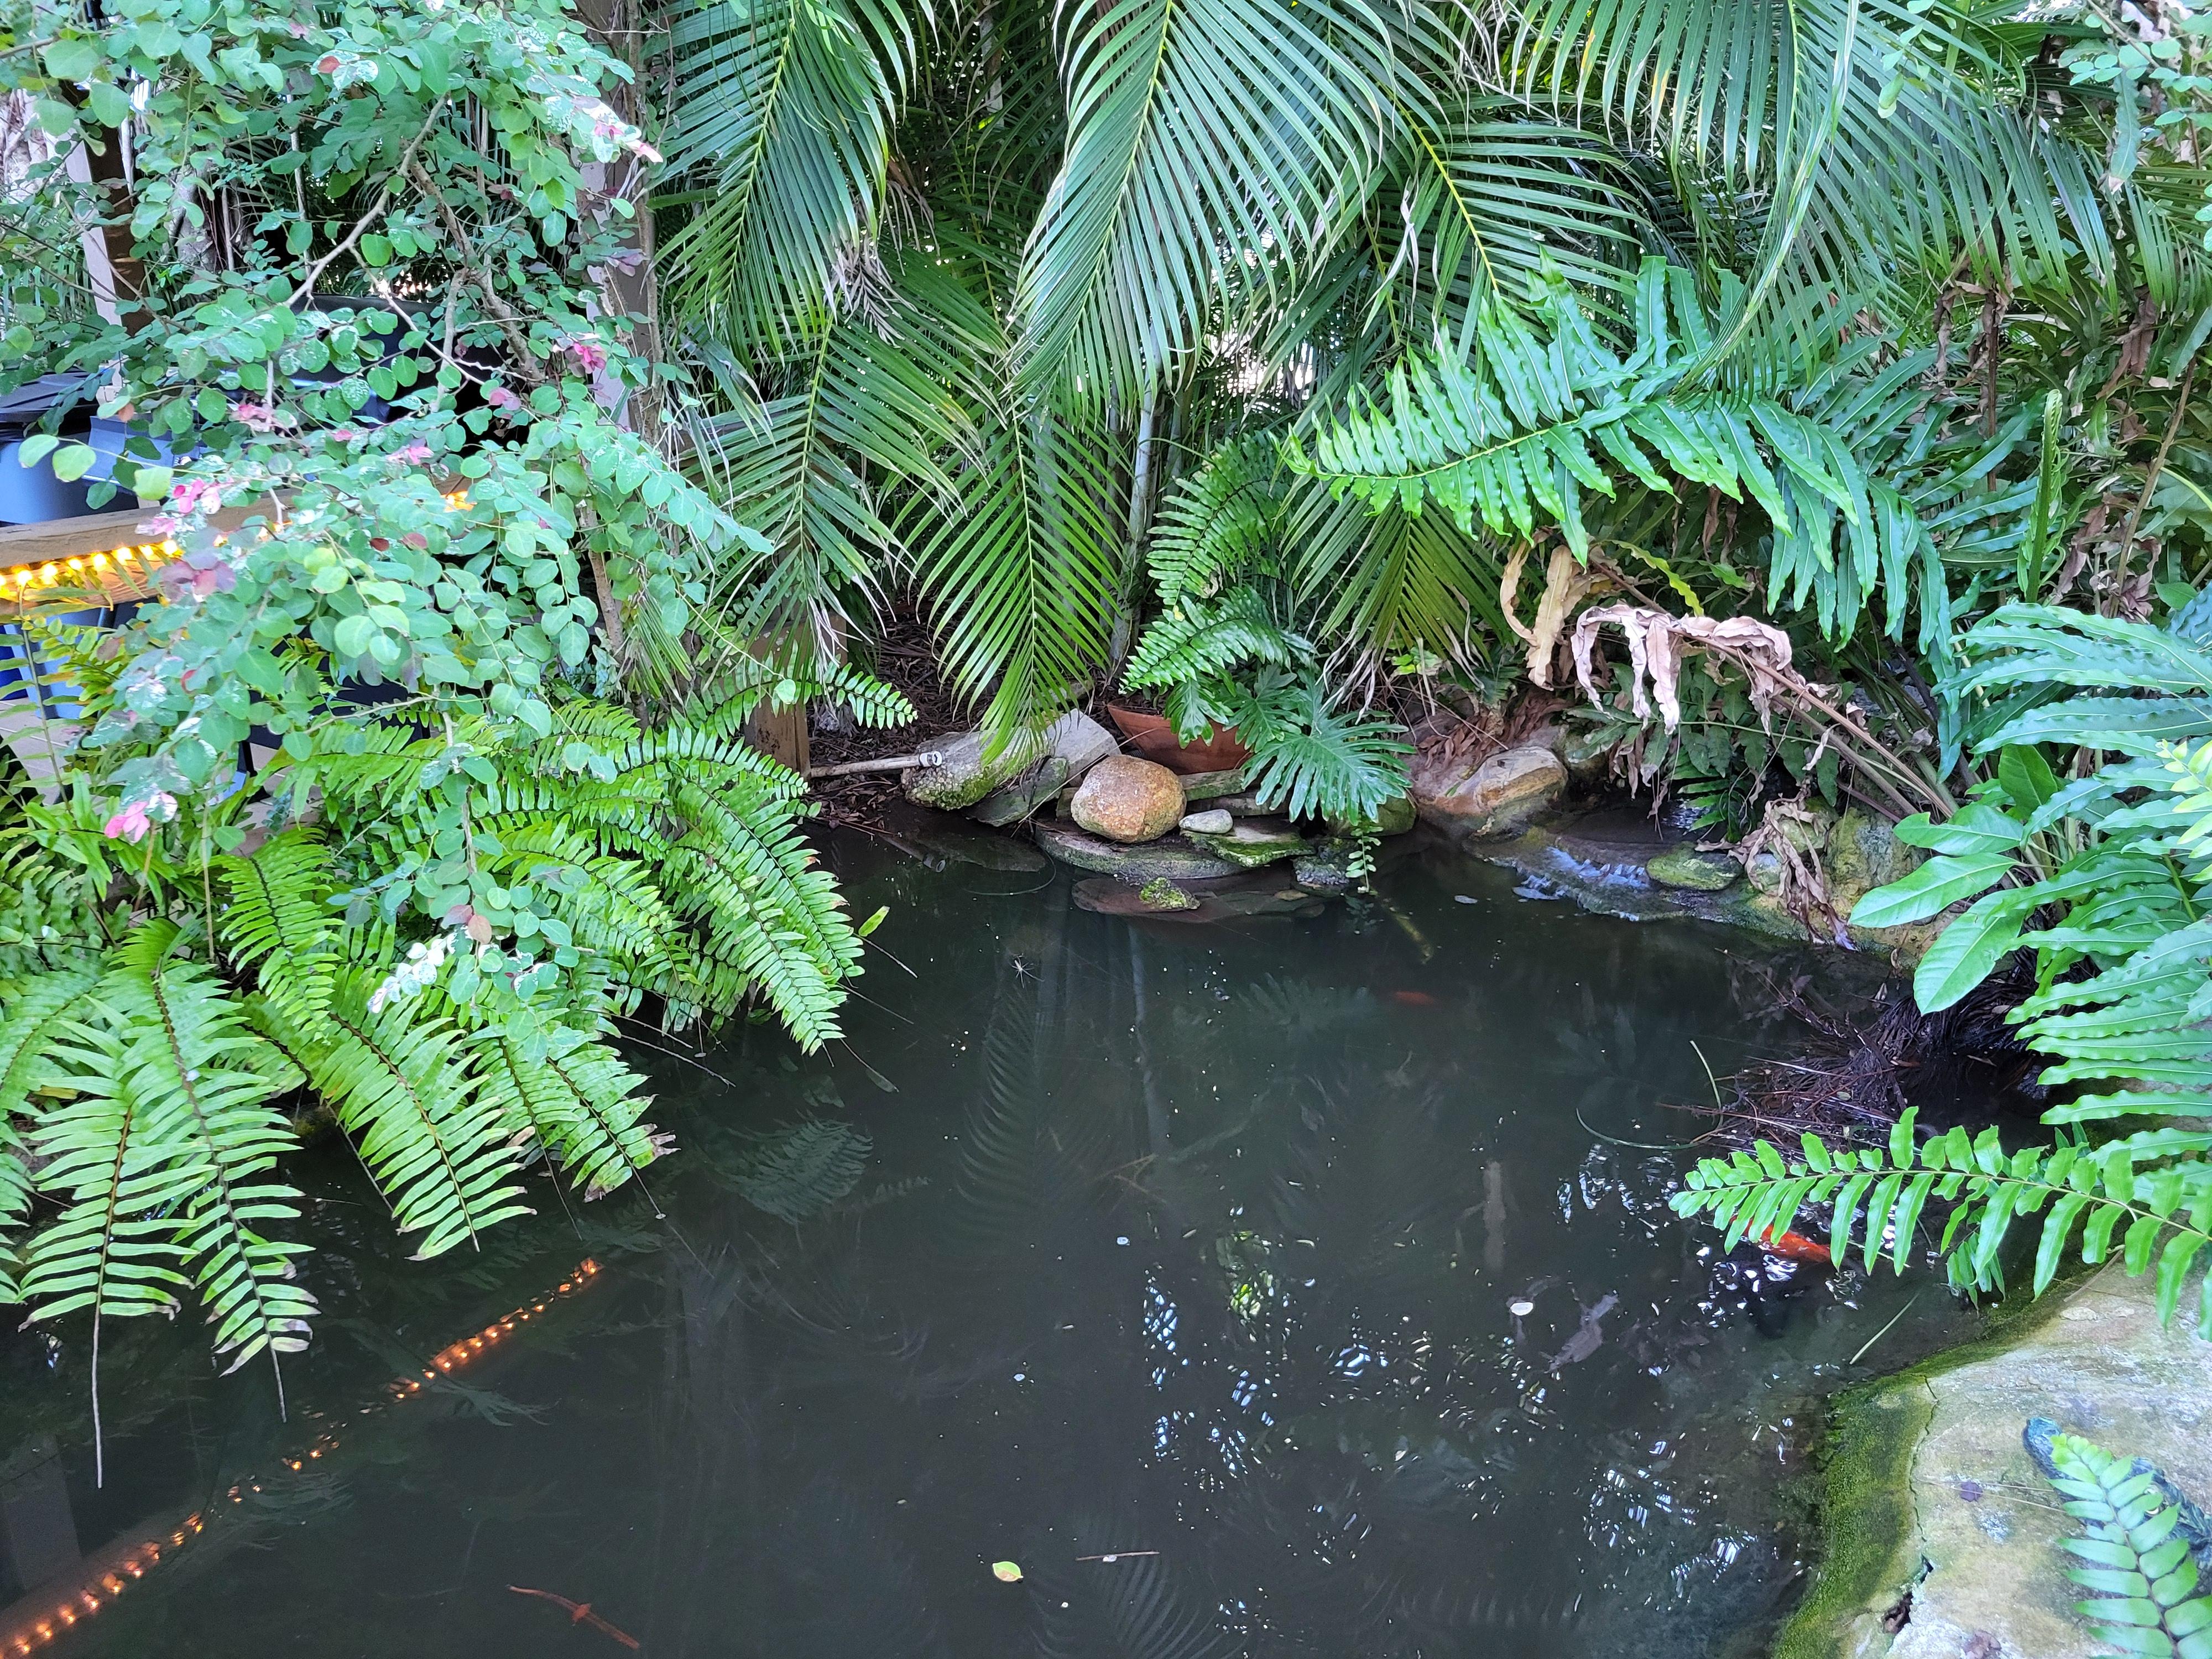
309, 973, 534, 1258
468, 1019, 667, 1205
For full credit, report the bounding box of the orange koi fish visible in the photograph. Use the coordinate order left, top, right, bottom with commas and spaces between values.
1755, 1227, 1833, 1267
509, 1586, 643, 1649
1392, 990, 1439, 1007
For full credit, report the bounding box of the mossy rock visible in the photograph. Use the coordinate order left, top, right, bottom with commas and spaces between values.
1136, 877, 1198, 911
1326, 794, 1417, 836
1771, 1267, 2172, 1659
1183, 820, 1312, 869
1033, 819, 1239, 880
1647, 847, 1740, 891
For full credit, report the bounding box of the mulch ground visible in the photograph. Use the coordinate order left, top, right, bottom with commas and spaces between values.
805, 612, 968, 832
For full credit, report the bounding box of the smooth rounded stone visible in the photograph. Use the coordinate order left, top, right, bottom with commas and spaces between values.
1647, 847, 1740, 891
1413, 744, 1566, 838
1183, 819, 1311, 870
1034, 819, 1239, 880
1071, 755, 1186, 843
1179, 808, 1234, 834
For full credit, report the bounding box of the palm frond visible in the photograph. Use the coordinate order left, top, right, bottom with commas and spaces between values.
1013, 0, 1392, 400
658, 0, 914, 350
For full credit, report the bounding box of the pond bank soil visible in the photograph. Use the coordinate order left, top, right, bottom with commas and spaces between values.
1780, 1265, 2212, 1659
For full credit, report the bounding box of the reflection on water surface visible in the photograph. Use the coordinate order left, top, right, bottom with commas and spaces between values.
0, 833, 1983, 1658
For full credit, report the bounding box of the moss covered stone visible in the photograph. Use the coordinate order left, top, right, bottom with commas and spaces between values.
1772, 1266, 2212, 1659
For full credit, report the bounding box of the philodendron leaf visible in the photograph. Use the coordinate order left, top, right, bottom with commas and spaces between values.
1912, 888, 2038, 1011
1850, 849, 2017, 928
1892, 802, 2025, 855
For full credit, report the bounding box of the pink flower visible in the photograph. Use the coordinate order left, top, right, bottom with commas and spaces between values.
229, 400, 278, 433
102, 793, 175, 844
169, 477, 225, 516
484, 384, 521, 410
328, 427, 360, 442
140, 514, 180, 536
391, 441, 432, 464
561, 335, 609, 374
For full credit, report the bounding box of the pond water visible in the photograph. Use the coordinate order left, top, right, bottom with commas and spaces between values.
0, 830, 1989, 1659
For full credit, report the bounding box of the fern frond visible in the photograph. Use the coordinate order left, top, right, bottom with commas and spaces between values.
2041, 1430, 2212, 1658
217, 829, 341, 1027
1123, 587, 1305, 691
467, 1019, 666, 1204
659, 771, 858, 1046
1147, 437, 1290, 607
308, 974, 533, 1258
95, 930, 315, 1373
1674, 1108, 2212, 1328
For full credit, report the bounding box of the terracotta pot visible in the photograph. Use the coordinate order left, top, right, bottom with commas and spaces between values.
1107, 705, 1251, 775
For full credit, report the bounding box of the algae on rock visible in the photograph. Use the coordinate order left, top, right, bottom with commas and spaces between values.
1775, 1266, 2212, 1659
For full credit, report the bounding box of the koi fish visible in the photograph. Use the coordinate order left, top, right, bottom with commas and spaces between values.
509, 1586, 642, 1650
1755, 1227, 1833, 1267
1392, 990, 1438, 1007
1547, 1292, 1618, 1373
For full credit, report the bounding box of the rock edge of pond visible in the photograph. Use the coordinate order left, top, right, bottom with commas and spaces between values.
1776, 1264, 2212, 1659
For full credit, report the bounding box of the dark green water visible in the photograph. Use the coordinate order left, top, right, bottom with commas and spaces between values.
0, 831, 1984, 1658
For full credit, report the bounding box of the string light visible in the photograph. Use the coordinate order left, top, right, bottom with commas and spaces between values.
0, 541, 179, 604
0, 1259, 599, 1655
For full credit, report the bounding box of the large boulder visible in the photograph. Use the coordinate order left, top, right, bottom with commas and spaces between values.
1071, 755, 1186, 843
969, 757, 1071, 826
1045, 709, 1119, 776
1413, 745, 1566, 838
905, 710, 1118, 813
903, 731, 1030, 811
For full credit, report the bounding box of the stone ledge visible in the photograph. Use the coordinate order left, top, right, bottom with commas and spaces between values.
1780, 1265, 2212, 1659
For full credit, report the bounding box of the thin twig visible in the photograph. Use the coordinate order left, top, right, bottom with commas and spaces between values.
288, 96, 449, 304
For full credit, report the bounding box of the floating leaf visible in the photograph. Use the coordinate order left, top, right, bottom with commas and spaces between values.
991, 1561, 1022, 1583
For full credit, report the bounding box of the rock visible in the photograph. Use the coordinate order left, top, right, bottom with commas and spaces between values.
1071, 875, 1328, 922
1179, 769, 1247, 802
1293, 853, 1357, 893
1179, 808, 1234, 834
1827, 808, 1922, 905
904, 712, 1116, 813
1647, 847, 1739, 891
1183, 820, 1312, 870
970, 756, 1071, 826
1035, 820, 1239, 880
1136, 878, 1198, 911
1326, 794, 1418, 836
903, 731, 1034, 811
1071, 755, 1186, 843
1413, 745, 1566, 838
1785, 1266, 2212, 1659
1559, 726, 1619, 788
